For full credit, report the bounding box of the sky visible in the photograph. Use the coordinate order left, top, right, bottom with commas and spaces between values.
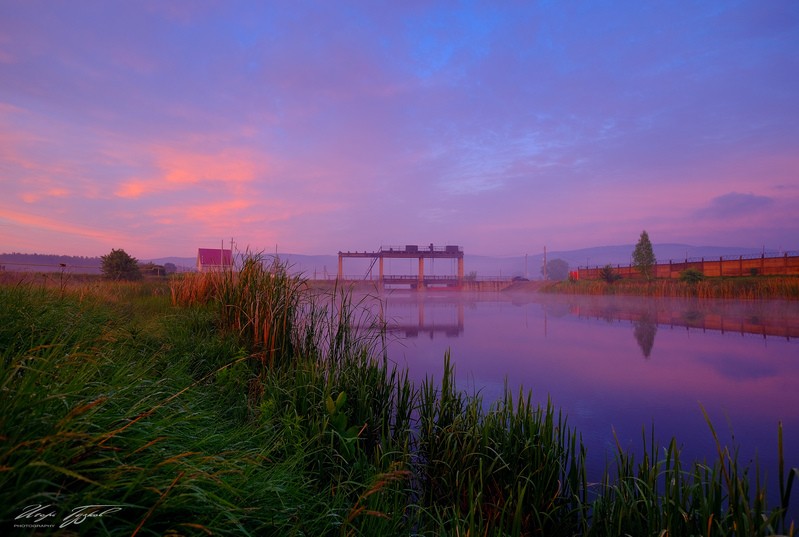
1, 1, 798, 259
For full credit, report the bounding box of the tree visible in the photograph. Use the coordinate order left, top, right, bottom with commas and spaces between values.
101, 249, 141, 281
164, 262, 177, 275
632, 230, 656, 281
541, 258, 569, 281
599, 264, 621, 284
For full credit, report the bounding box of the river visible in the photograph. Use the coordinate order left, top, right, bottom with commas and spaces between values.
375, 290, 799, 512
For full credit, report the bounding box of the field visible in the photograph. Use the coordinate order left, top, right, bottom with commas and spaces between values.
1, 259, 797, 536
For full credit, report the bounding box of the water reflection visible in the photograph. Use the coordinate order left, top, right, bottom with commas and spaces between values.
563, 294, 799, 340
383, 295, 464, 338
633, 314, 657, 358
377, 291, 799, 517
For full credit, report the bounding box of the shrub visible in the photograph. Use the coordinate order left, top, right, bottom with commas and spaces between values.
101, 248, 141, 281
679, 268, 705, 283
599, 264, 622, 284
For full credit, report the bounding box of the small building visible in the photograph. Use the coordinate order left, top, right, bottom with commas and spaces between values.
197, 248, 232, 272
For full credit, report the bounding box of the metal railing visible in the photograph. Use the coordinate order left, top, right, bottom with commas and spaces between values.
379, 244, 463, 254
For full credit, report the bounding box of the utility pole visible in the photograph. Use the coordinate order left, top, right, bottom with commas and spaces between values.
543, 246, 548, 281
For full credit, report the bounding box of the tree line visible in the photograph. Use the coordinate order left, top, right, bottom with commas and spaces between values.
0, 250, 176, 279
0, 253, 103, 269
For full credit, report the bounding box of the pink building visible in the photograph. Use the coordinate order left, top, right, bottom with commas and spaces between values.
196, 248, 232, 272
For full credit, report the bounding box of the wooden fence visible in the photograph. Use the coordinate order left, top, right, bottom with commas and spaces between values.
577, 252, 799, 280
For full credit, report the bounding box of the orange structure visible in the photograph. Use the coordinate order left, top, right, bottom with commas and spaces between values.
578, 252, 799, 280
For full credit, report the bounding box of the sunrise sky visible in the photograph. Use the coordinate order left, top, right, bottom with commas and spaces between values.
1, 1, 797, 259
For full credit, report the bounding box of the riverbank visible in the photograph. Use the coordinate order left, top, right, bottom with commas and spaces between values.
5, 266, 798, 300
543, 275, 799, 300
1, 262, 796, 535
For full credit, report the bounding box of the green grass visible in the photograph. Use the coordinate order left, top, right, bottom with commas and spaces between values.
1, 259, 797, 535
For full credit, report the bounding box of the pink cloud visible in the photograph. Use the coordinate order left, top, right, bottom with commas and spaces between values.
0, 207, 126, 245
115, 146, 265, 199
181, 199, 254, 222
19, 188, 69, 203
160, 148, 259, 186
115, 181, 149, 199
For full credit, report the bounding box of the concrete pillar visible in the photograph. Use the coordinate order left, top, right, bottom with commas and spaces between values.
457, 257, 464, 282
337, 254, 343, 280
379, 256, 384, 283
418, 257, 424, 289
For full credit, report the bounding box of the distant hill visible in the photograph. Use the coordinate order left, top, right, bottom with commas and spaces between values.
3, 244, 785, 278
0, 253, 103, 274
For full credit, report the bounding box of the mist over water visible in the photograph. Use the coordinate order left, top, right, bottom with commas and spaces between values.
372, 291, 799, 512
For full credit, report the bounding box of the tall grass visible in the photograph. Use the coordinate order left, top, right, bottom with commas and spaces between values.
415, 353, 587, 535
588, 419, 794, 537
170, 252, 303, 369
2, 261, 797, 535
0, 284, 322, 535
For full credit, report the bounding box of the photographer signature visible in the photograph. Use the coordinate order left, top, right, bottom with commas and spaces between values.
14, 504, 123, 529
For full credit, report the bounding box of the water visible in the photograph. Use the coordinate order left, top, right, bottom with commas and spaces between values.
377, 290, 799, 511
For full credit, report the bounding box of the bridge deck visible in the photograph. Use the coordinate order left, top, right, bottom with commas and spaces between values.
339, 245, 463, 259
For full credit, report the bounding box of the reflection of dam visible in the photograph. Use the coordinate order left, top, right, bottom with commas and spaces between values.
383, 296, 465, 338
568, 301, 799, 339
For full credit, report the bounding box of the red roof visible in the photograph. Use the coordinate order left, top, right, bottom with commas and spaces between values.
197, 248, 232, 266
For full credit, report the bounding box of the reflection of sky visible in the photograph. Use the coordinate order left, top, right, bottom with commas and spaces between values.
382, 293, 799, 514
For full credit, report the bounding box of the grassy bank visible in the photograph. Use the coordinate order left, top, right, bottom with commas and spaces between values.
545, 276, 799, 300
2, 259, 796, 535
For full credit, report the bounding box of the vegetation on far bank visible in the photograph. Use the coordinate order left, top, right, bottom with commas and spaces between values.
1, 256, 797, 535
545, 274, 799, 300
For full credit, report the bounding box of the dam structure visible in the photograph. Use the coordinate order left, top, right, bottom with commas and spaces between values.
337, 244, 465, 290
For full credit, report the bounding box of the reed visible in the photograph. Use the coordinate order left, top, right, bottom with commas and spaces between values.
415, 353, 587, 536
2, 275, 796, 535
548, 276, 799, 300
169, 252, 305, 371
588, 415, 797, 537
1, 283, 399, 535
